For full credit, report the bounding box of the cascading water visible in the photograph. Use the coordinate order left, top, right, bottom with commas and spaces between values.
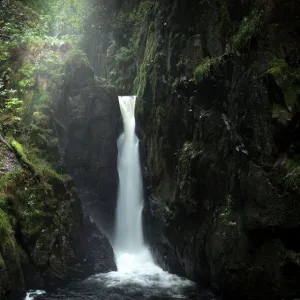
101, 95, 195, 296
25, 96, 199, 300
114, 95, 144, 253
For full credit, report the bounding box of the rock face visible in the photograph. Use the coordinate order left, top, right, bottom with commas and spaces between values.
0, 145, 96, 300
51, 51, 121, 239
0, 51, 118, 299
85, 0, 300, 299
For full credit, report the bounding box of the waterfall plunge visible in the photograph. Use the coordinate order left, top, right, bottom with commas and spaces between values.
114, 95, 156, 271
24, 96, 198, 299
87, 95, 194, 298
114, 96, 144, 253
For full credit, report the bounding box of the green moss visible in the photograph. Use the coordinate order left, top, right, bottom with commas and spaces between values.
115, 47, 134, 63
115, 0, 154, 49
267, 58, 289, 78
64, 49, 90, 69
16, 58, 36, 92
194, 57, 219, 83
32, 111, 49, 128
0, 208, 14, 249
177, 141, 201, 202
0, 169, 24, 191
9, 139, 65, 182
135, 28, 158, 115
285, 158, 300, 191
267, 57, 300, 108
231, 3, 264, 52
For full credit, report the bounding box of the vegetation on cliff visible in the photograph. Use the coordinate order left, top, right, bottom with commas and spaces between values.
89, 0, 300, 299
2, 0, 300, 299
0, 1, 99, 298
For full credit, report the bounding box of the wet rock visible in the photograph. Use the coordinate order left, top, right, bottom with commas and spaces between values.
52, 59, 121, 238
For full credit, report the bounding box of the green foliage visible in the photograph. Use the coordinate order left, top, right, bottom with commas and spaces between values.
0, 0, 90, 138
0, 208, 14, 249
115, 47, 134, 63
285, 159, 300, 191
64, 49, 90, 69
231, 4, 264, 52
0, 168, 51, 238
5, 97, 23, 114
267, 57, 300, 108
194, 57, 219, 83
10, 139, 65, 182
114, 0, 154, 50
267, 58, 289, 77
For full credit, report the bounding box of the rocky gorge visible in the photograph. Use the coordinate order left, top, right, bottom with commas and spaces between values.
1, 0, 300, 299
84, 0, 300, 299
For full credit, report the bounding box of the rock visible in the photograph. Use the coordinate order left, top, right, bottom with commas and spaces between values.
0, 256, 11, 300
52, 60, 121, 238
88, 1, 300, 299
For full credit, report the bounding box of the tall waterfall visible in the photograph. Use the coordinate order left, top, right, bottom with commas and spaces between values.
24, 96, 200, 299
94, 95, 195, 298
114, 96, 144, 253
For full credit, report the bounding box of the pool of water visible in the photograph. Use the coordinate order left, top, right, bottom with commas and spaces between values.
25, 252, 217, 300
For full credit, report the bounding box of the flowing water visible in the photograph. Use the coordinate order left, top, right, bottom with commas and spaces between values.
25, 96, 215, 300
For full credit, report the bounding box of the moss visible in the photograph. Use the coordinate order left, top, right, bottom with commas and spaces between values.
0, 158, 70, 240
194, 57, 219, 83
115, 47, 134, 63
64, 49, 90, 69
135, 28, 158, 115
217, 194, 236, 226
177, 141, 201, 202
115, 0, 154, 49
267, 58, 289, 78
0, 208, 14, 250
9, 139, 65, 183
0, 253, 4, 266
284, 158, 300, 191
32, 111, 49, 128
0, 169, 25, 192
272, 104, 290, 123
231, 3, 264, 52
16, 58, 36, 92
267, 57, 300, 108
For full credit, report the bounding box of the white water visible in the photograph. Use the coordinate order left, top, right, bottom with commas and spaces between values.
25, 290, 45, 299
114, 95, 144, 253
97, 95, 194, 297
24, 96, 195, 300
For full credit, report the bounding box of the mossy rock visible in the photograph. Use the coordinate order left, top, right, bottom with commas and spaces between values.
64, 49, 94, 87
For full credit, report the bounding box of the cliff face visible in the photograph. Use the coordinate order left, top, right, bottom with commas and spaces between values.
0, 2, 118, 296
50, 51, 121, 237
87, 0, 300, 299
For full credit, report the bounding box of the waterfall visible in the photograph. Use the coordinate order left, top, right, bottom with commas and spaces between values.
114, 96, 144, 253
86, 95, 195, 298
24, 96, 198, 299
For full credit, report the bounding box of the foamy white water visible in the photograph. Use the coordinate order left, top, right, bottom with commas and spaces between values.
23, 96, 195, 300
25, 290, 45, 300
102, 95, 194, 297
114, 96, 144, 252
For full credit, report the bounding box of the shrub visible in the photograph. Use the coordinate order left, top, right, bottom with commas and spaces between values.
194, 57, 219, 83
231, 4, 264, 52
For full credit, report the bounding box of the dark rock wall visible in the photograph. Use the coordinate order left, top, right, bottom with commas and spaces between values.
51, 53, 121, 239
86, 0, 300, 299
0, 145, 94, 300
0, 51, 118, 299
